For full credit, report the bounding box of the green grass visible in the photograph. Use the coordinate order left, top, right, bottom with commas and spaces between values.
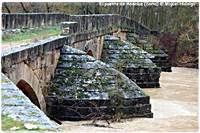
1, 115, 25, 130
1, 115, 48, 131
2, 26, 61, 44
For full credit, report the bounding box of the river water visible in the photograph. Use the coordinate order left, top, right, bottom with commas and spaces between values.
60, 67, 198, 132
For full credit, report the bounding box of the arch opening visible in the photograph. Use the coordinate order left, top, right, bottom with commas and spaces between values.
17, 80, 41, 109
86, 49, 93, 57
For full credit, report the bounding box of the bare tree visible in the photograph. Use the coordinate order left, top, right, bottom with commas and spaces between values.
3, 3, 11, 13
94, 3, 100, 14
20, 2, 29, 13
46, 3, 51, 12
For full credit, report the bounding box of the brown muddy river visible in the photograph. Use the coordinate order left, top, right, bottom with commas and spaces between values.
60, 67, 198, 132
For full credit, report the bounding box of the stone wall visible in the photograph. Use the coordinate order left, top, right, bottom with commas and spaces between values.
2, 13, 69, 29
71, 36, 104, 59
1, 36, 67, 111
68, 14, 152, 36
68, 14, 121, 33
2, 13, 154, 36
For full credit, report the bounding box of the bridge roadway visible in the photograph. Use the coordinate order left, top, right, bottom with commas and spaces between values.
60, 67, 198, 132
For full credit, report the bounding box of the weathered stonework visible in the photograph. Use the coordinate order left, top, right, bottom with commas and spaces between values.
46, 45, 153, 120
70, 36, 104, 59
101, 35, 161, 88
2, 13, 69, 29
126, 33, 172, 72
1, 36, 67, 111
60, 21, 78, 35
2, 13, 157, 37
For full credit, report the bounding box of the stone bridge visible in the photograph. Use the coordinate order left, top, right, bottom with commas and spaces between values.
1, 13, 170, 122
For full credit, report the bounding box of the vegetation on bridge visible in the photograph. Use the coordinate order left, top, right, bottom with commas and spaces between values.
2, 26, 60, 45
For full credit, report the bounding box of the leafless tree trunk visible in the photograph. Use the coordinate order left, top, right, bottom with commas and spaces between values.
20, 2, 29, 13
94, 3, 100, 14
3, 3, 11, 13
46, 3, 50, 12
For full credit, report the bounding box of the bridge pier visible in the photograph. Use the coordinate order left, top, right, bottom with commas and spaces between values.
101, 35, 161, 88
46, 45, 153, 120
126, 32, 172, 72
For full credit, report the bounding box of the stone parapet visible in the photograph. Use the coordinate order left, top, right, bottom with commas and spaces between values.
2, 13, 69, 29
2, 13, 157, 36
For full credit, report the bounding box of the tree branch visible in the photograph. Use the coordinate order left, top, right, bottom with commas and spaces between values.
20, 2, 29, 13
3, 3, 11, 13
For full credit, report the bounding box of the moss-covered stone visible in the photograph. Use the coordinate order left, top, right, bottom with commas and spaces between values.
126, 33, 172, 72
101, 35, 161, 88
46, 45, 153, 120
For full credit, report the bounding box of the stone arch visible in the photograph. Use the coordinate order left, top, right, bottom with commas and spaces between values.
17, 80, 41, 109
7, 63, 46, 112
86, 49, 94, 57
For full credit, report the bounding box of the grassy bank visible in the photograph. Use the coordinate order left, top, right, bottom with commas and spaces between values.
2, 26, 61, 45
